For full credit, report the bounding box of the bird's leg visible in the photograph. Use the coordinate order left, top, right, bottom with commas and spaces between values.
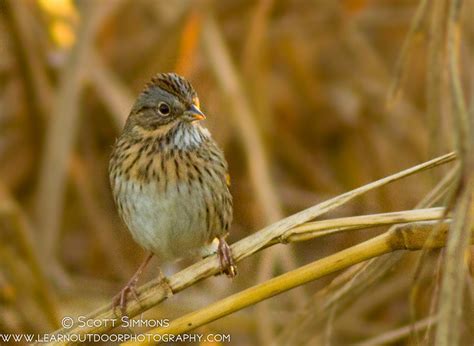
217, 237, 237, 278
113, 252, 153, 314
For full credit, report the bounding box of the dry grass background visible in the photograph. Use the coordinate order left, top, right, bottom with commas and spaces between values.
0, 0, 473, 345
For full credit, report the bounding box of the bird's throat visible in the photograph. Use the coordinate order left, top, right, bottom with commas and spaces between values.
170, 122, 208, 150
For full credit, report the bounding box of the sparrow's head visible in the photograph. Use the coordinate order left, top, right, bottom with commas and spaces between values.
125, 73, 205, 133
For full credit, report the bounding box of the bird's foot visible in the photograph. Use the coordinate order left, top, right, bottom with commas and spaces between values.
112, 253, 153, 315
112, 277, 141, 315
217, 237, 237, 278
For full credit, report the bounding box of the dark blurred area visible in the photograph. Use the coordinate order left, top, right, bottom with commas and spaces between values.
0, 0, 472, 344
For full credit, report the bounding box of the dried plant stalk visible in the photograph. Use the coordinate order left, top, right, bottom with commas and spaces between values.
45, 152, 455, 342
435, 0, 473, 344
124, 221, 473, 346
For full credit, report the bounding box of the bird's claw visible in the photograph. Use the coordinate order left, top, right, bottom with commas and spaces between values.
113, 280, 140, 315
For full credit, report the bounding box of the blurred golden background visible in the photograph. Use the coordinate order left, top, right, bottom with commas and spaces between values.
0, 0, 472, 344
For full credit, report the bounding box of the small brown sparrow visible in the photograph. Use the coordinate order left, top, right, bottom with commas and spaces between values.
109, 73, 236, 311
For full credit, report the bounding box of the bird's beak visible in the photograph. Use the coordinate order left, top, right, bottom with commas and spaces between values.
185, 104, 206, 122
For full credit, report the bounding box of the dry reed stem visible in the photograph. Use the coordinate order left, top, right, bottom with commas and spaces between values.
45, 152, 455, 343
435, 0, 473, 344
280, 207, 446, 243
277, 163, 458, 345
409, 170, 460, 344
436, 185, 474, 345
124, 221, 473, 345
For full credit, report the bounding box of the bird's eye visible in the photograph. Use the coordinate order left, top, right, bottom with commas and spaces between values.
158, 102, 170, 116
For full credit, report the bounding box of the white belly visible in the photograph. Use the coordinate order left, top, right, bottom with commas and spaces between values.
117, 178, 210, 262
